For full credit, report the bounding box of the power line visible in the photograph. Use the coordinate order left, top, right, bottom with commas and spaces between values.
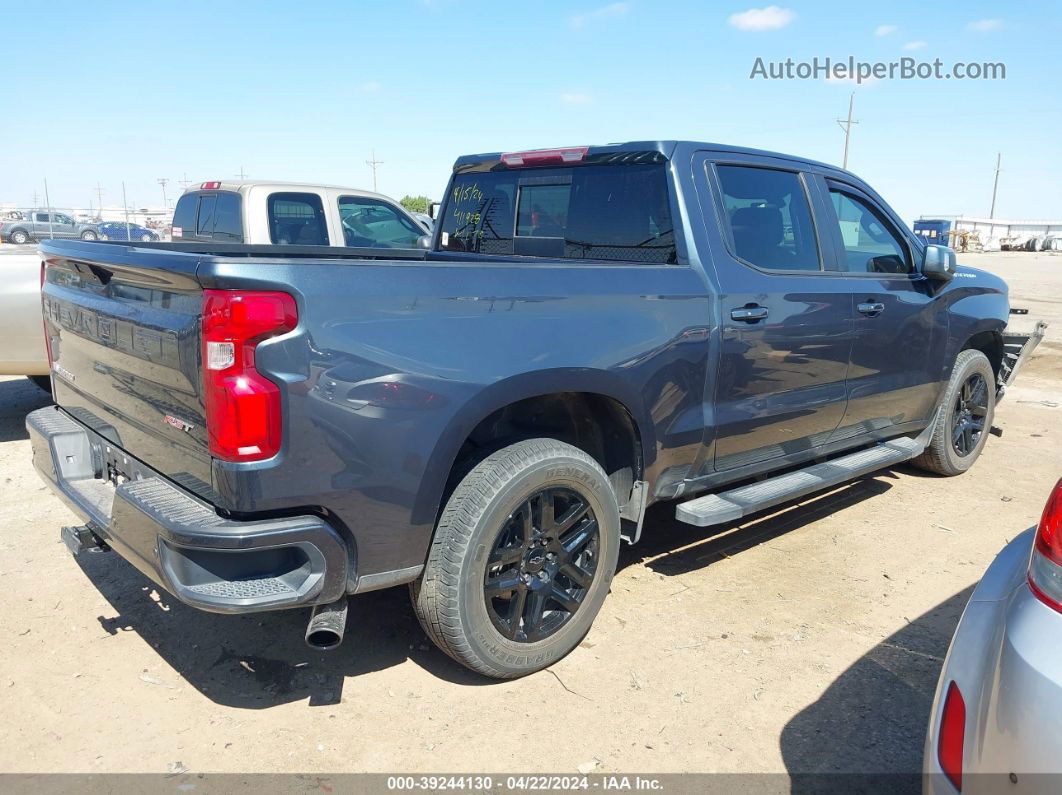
365, 149, 383, 192
836, 92, 859, 170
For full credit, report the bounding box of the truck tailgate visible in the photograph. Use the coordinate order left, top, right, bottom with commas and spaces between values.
41, 243, 213, 497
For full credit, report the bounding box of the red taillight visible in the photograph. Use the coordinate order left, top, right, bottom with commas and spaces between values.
938, 681, 965, 791
201, 181, 221, 190
202, 290, 297, 462
1028, 478, 1062, 612
500, 146, 589, 167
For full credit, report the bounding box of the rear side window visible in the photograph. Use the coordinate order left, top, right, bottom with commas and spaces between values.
437, 164, 677, 264
338, 196, 422, 248
715, 165, 821, 272
269, 192, 328, 246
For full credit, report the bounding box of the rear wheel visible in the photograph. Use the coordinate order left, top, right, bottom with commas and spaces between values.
412, 438, 620, 678
912, 349, 995, 476
80, 230, 98, 241
141, 233, 154, 242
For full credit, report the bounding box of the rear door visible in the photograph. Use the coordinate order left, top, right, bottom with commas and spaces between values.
697, 154, 856, 472
817, 178, 944, 439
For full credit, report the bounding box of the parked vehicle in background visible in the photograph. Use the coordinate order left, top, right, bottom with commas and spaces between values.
171, 181, 428, 248
97, 221, 159, 242
924, 477, 1062, 793
0, 210, 100, 243
30, 140, 1044, 679
0, 252, 51, 389
411, 211, 433, 231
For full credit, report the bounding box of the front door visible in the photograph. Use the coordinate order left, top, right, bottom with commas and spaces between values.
818, 179, 944, 440
700, 158, 856, 472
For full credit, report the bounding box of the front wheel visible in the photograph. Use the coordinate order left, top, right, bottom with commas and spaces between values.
911, 349, 996, 476
412, 438, 621, 678
10, 229, 29, 245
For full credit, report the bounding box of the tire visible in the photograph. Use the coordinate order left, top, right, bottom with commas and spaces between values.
28, 375, 52, 394
911, 349, 995, 476
412, 438, 621, 678
141, 233, 154, 242
10, 229, 29, 245
80, 230, 98, 241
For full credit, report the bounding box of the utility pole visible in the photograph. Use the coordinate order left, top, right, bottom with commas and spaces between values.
157, 178, 169, 208
836, 92, 859, 170
365, 149, 383, 192
178, 173, 194, 191
989, 152, 1001, 219
43, 179, 55, 239
32, 190, 39, 208
235, 166, 247, 180
95, 183, 105, 217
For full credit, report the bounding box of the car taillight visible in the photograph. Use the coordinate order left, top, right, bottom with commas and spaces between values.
500, 146, 589, 167
1028, 478, 1062, 612
938, 681, 965, 791
202, 290, 297, 462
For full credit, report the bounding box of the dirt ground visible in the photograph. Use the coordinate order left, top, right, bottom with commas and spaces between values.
1, 251, 1060, 778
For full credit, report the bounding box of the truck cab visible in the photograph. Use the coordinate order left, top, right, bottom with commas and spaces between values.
171, 181, 429, 248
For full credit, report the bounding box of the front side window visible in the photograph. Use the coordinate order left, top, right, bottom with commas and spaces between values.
268, 192, 328, 246
829, 189, 911, 274
338, 196, 421, 248
715, 165, 821, 272
437, 163, 677, 264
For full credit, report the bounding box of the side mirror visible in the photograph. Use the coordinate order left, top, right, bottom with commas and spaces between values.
922, 244, 956, 281
416, 234, 432, 250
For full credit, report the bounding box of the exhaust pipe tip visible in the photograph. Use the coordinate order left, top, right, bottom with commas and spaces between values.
305, 597, 348, 651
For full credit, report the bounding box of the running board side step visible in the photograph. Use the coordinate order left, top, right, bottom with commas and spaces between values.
675, 437, 924, 528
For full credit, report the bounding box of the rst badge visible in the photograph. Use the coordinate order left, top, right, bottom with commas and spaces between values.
164, 415, 195, 433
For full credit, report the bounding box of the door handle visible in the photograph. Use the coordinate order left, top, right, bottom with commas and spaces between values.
731, 305, 769, 322
857, 302, 885, 315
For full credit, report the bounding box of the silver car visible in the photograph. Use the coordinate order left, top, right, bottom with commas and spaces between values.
924, 478, 1062, 793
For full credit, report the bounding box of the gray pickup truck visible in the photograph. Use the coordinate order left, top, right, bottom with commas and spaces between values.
1, 210, 100, 244
29, 141, 1043, 678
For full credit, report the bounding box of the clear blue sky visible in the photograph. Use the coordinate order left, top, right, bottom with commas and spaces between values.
2, 0, 1059, 224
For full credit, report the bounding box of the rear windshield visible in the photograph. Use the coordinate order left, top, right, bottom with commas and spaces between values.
172, 191, 243, 242
437, 164, 677, 264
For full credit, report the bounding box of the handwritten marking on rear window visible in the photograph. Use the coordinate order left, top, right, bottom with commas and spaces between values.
451, 183, 484, 205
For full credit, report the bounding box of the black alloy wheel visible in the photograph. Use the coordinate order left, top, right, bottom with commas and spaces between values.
951, 372, 988, 457
484, 486, 599, 643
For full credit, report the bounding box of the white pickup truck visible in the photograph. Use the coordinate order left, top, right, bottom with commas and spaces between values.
170, 180, 429, 248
